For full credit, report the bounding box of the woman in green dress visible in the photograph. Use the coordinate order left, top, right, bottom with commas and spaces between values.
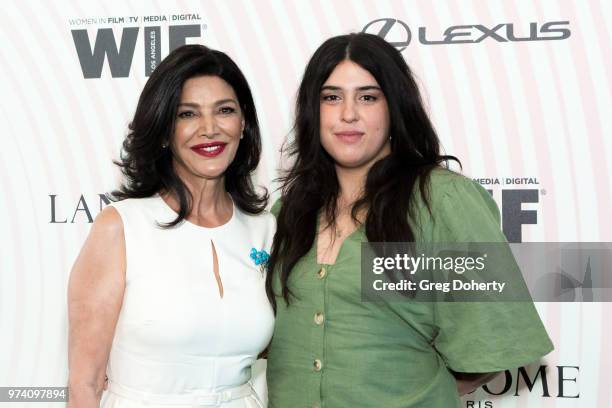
265, 32, 553, 407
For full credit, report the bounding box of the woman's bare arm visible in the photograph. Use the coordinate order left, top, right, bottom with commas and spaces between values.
67, 207, 126, 407
454, 371, 501, 396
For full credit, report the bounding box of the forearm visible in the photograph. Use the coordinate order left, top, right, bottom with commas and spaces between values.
67, 336, 110, 407
453, 371, 500, 396
67, 320, 112, 407
67, 381, 103, 408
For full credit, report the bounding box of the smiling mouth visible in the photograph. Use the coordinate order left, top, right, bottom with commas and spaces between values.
190, 142, 227, 157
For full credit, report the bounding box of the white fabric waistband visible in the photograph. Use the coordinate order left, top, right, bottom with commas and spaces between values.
107, 380, 255, 406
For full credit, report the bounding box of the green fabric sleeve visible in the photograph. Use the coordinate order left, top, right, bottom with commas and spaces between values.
428, 174, 554, 373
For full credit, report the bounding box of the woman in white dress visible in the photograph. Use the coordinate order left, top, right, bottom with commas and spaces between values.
68, 45, 275, 407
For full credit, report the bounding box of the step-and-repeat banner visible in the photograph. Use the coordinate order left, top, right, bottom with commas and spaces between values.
1, 1, 611, 407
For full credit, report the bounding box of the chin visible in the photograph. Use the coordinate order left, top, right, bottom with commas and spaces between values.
194, 166, 229, 180
334, 157, 370, 169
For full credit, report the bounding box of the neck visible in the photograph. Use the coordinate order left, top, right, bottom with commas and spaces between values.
187, 177, 231, 218
334, 142, 392, 207
334, 165, 368, 207
163, 164, 232, 227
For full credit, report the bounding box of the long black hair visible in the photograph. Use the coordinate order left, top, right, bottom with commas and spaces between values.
266, 33, 459, 310
112, 44, 267, 225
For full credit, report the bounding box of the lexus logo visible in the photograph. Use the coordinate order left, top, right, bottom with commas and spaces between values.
362, 18, 571, 51
362, 18, 411, 51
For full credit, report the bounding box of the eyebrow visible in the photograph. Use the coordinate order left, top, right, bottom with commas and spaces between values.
320, 85, 382, 92
178, 99, 238, 108
178, 102, 199, 108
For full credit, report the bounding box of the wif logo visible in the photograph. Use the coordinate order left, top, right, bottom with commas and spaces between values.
363, 18, 571, 50
71, 20, 203, 78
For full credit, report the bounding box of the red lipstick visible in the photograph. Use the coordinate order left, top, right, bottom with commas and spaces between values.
190, 142, 227, 157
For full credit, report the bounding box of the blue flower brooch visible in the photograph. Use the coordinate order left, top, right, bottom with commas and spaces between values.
250, 248, 270, 276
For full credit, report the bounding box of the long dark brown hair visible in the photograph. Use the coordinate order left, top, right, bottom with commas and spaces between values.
112, 44, 267, 225
266, 33, 459, 310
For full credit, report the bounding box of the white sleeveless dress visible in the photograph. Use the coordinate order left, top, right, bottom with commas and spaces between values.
100, 195, 275, 407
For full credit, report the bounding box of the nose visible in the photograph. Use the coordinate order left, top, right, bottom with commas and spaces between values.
198, 114, 219, 138
341, 99, 358, 123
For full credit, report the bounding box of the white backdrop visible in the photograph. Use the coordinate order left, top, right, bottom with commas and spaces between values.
1, 1, 611, 407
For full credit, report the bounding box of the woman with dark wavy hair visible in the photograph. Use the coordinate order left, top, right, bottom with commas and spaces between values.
68, 45, 274, 407
265, 33, 553, 407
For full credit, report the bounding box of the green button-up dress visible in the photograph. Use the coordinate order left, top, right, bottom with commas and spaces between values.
267, 169, 553, 408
